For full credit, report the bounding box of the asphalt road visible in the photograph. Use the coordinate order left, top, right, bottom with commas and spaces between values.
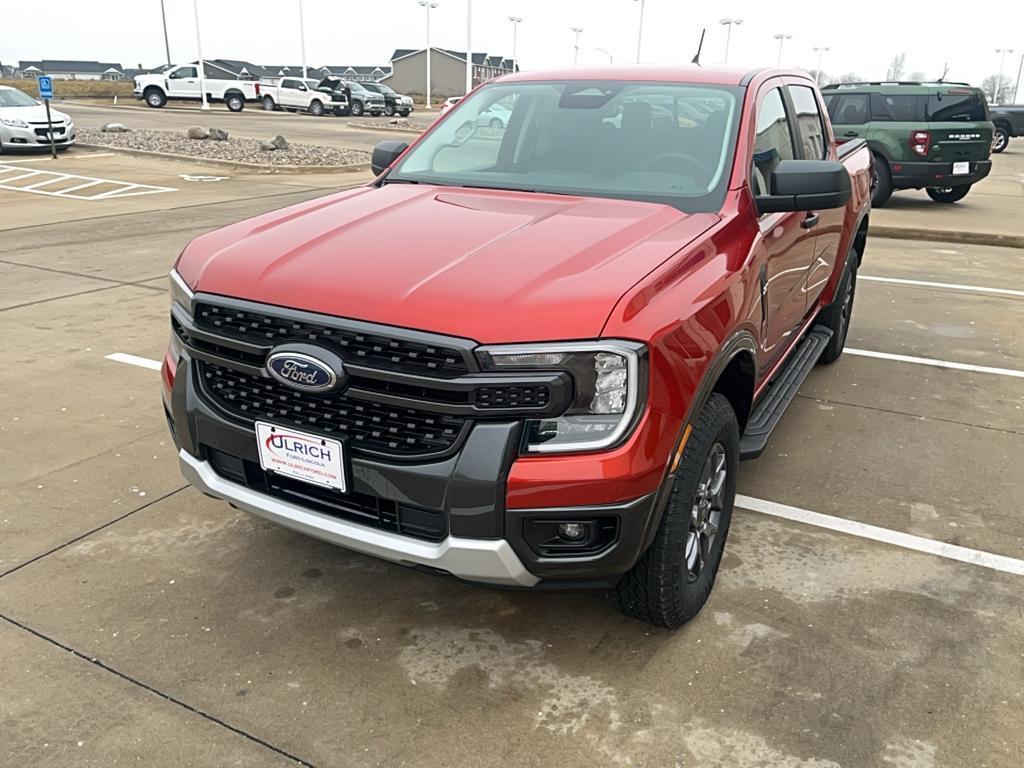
1, 149, 1023, 767
59, 99, 426, 152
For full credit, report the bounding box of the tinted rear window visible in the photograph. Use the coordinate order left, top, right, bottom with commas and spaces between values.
870, 93, 925, 121
927, 91, 987, 122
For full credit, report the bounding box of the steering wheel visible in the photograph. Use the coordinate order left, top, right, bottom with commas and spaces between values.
641, 152, 714, 178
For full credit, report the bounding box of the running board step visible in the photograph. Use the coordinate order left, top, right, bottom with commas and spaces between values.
739, 325, 833, 460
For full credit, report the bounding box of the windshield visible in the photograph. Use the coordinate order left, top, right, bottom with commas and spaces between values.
0, 89, 39, 108
375, 84, 396, 94
303, 79, 319, 90
349, 82, 368, 94
387, 80, 741, 212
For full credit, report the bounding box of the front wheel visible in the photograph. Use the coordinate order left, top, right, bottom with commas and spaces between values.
817, 246, 858, 364
225, 93, 245, 112
144, 88, 166, 108
309, 99, 324, 117
490, 117, 504, 130
350, 100, 364, 116
992, 127, 1009, 153
926, 185, 971, 204
612, 394, 739, 630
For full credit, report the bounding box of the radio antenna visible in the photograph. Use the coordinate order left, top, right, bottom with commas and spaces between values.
692, 28, 706, 65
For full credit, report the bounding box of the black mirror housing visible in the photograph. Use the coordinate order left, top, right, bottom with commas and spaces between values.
371, 140, 409, 176
756, 160, 852, 214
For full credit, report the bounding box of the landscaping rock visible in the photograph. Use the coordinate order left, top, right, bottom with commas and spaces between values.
270, 134, 289, 150
208, 127, 229, 141
100, 123, 130, 133
187, 126, 209, 140
259, 140, 277, 151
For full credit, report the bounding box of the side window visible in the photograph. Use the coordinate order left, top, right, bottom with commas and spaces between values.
870, 93, 924, 121
752, 87, 796, 197
788, 85, 827, 159
281, 79, 295, 90
829, 94, 868, 126
171, 67, 197, 79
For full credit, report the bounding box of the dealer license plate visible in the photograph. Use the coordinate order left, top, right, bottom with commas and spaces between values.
952, 161, 970, 175
255, 422, 347, 492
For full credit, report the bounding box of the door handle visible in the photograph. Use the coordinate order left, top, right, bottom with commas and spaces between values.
843, 131, 859, 137
801, 212, 820, 229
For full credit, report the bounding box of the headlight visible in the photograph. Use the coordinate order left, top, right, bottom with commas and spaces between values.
478, 340, 646, 453
169, 269, 194, 314
0, 118, 29, 128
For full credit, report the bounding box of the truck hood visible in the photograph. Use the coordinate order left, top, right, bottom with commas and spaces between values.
177, 184, 717, 343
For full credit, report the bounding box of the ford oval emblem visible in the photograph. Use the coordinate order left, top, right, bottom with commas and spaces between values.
266, 349, 345, 394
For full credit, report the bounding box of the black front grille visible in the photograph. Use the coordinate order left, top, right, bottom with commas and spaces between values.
194, 303, 470, 378
476, 384, 550, 409
206, 447, 447, 541
199, 363, 467, 459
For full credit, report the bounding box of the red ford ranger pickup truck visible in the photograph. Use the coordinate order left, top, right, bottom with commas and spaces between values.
163, 66, 871, 629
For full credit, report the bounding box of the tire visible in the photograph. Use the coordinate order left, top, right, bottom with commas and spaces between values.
399, 110, 410, 117
926, 185, 971, 204
612, 394, 739, 630
351, 100, 364, 116
871, 153, 893, 208
144, 87, 166, 108
225, 93, 245, 112
817, 246, 858, 365
309, 99, 324, 117
384, 103, 395, 117
262, 95, 276, 111
992, 126, 1009, 153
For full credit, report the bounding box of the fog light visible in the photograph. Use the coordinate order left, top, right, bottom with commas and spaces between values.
558, 522, 586, 541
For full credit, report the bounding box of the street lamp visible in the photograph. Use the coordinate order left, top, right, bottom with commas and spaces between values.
773, 33, 792, 67
812, 46, 830, 85
508, 16, 523, 74
995, 48, 1014, 103
595, 48, 614, 64
719, 18, 743, 65
465, 0, 472, 94
192, 0, 209, 110
299, 0, 307, 79
419, 0, 439, 109
159, 0, 172, 67
571, 26, 584, 65
635, 0, 645, 64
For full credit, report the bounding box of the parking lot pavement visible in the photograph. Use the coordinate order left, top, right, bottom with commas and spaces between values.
1, 153, 1023, 766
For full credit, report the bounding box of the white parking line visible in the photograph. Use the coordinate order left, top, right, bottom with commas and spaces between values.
737, 495, 1024, 577
0, 164, 176, 200
845, 348, 1024, 379
105, 353, 162, 371
860, 275, 1024, 299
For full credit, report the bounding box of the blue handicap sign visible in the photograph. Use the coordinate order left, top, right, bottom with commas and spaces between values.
38, 76, 53, 100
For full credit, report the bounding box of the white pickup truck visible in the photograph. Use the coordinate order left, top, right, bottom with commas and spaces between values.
258, 77, 348, 117
133, 65, 261, 112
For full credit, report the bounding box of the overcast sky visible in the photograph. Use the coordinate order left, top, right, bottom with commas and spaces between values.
3, 0, 1022, 96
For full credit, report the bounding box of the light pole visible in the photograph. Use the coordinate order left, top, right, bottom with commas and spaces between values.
192, 0, 209, 110
299, 0, 307, 79
1014, 52, 1023, 104
159, 0, 172, 66
419, 0, 439, 109
719, 18, 743, 65
813, 46, 829, 85
773, 33, 792, 67
571, 26, 584, 66
595, 48, 614, 64
994, 48, 1014, 103
635, 0, 645, 64
465, 0, 472, 94
508, 16, 523, 74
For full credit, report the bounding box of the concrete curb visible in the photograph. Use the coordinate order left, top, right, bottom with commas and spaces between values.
76, 143, 372, 175
869, 224, 1024, 250
346, 122, 426, 135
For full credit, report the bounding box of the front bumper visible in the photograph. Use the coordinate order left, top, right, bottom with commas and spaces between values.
891, 159, 992, 188
0, 123, 76, 149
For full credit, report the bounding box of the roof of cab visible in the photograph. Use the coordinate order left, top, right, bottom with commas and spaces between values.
496, 64, 809, 87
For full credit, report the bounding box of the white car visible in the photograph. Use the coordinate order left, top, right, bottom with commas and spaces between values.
0, 85, 75, 152
439, 96, 462, 115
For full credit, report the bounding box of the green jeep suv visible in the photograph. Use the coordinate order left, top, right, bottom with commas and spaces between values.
823, 82, 993, 206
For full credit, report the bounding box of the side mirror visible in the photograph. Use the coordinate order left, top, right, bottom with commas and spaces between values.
297, 84, 307, 91
371, 140, 409, 176
755, 160, 852, 214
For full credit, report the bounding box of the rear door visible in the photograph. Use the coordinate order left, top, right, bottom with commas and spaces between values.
824, 92, 869, 143
925, 88, 993, 172
279, 79, 303, 109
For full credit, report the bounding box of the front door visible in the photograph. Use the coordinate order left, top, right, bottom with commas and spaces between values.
166, 66, 200, 98
751, 85, 818, 375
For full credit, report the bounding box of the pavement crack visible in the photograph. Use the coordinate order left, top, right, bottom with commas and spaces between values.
0, 486, 187, 580
0, 283, 126, 312
0, 613, 317, 767
796, 394, 1024, 436
0, 257, 127, 285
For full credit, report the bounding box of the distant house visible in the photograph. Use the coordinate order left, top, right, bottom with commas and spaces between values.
317, 65, 390, 83
17, 60, 125, 80
0, 62, 17, 78
382, 48, 515, 98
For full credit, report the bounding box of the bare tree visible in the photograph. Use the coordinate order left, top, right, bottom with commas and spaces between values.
908, 71, 926, 83
834, 72, 864, 85
887, 53, 906, 80
982, 74, 1014, 102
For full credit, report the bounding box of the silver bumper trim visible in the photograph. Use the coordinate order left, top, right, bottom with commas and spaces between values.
178, 450, 539, 587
